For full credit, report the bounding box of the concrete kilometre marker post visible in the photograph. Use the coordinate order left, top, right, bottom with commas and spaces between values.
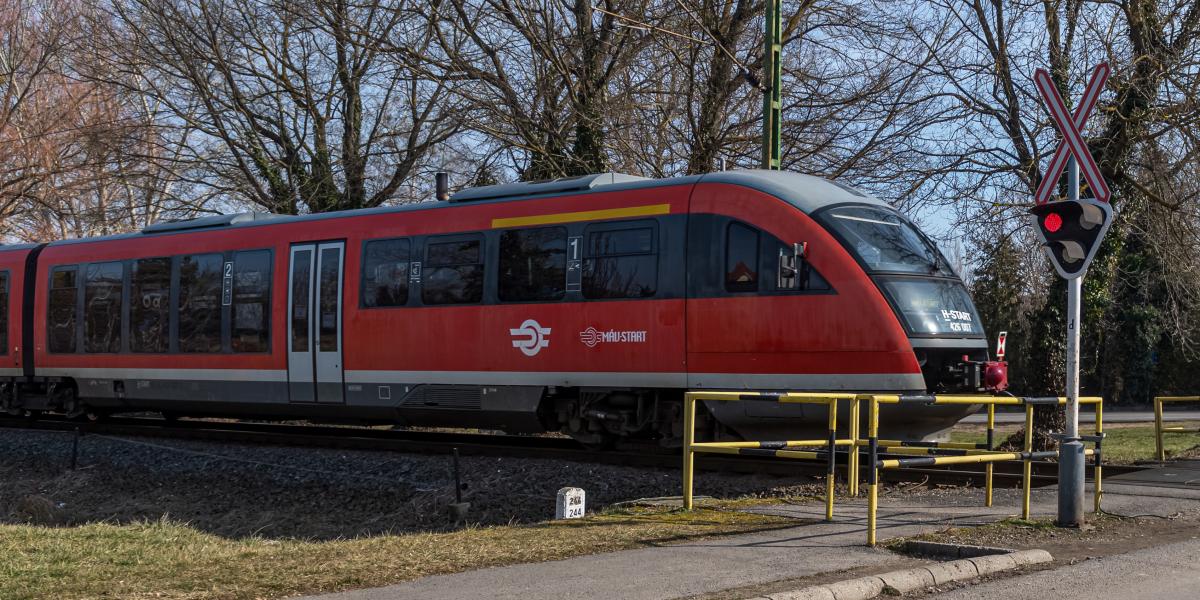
556, 487, 585, 520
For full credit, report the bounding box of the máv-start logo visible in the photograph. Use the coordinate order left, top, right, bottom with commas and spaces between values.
579, 326, 648, 348
510, 319, 551, 356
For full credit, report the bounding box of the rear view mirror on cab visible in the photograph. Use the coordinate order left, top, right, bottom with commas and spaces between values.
778, 242, 808, 290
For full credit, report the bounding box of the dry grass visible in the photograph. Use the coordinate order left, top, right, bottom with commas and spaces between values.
0, 505, 796, 600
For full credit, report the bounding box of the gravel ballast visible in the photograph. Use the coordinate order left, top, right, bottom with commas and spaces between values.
0, 427, 826, 539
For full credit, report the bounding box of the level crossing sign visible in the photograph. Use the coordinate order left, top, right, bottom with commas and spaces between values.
1029, 63, 1113, 279
1033, 63, 1110, 205
1027, 62, 1114, 529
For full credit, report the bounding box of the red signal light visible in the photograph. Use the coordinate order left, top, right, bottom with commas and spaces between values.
1044, 212, 1063, 233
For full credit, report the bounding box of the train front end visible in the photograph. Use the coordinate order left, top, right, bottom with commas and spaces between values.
701, 171, 1005, 441
814, 203, 1007, 399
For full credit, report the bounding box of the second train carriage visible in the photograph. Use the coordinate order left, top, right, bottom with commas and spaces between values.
0, 170, 1005, 444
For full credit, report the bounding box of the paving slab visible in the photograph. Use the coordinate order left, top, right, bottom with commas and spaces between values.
1104, 459, 1200, 490
303, 468, 1200, 600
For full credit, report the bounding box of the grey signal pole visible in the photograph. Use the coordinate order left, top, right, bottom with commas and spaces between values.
1059, 156, 1086, 527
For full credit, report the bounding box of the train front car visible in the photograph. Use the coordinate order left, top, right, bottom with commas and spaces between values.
695, 171, 1003, 441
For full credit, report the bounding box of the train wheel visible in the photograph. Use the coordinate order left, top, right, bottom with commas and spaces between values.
60, 389, 87, 420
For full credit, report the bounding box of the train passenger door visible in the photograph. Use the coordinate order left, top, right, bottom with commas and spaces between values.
287, 242, 345, 404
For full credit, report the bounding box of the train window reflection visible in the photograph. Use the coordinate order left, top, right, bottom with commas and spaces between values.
232, 250, 271, 352
49, 266, 78, 353
725, 223, 759, 292
0, 272, 8, 355
291, 250, 312, 352
362, 238, 409, 307
879, 277, 983, 337
83, 262, 123, 353
318, 247, 340, 351
824, 206, 952, 276
583, 224, 657, 299
131, 258, 171, 353
177, 254, 223, 353
499, 227, 566, 302
424, 236, 483, 305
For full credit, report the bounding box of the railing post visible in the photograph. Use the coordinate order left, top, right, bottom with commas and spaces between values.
985, 402, 995, 507
1094, 398, 1103, 513
682, 393, 696, 510
849, 395, 860, 497
1154, 396, 1165, 461
867, 395, 879, 546
1022, 402, 1033, 520
825, 398, 837, 522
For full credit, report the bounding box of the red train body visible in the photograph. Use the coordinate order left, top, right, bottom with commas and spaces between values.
0, 170, 1002, 443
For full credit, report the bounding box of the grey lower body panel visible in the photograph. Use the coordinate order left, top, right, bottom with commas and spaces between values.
705, 399, 978, 442
62, 373, 546, 432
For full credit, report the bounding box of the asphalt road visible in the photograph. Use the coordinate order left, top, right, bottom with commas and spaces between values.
961, 411, 1200, 424
925, 536, 1200, 600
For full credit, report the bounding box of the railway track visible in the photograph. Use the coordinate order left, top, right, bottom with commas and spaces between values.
0, 415, 1144, 488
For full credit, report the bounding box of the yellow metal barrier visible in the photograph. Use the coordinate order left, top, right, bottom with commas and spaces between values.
681, 391, 861, 521
679, 391, 1105, 547
1154, 396, 1200, 461
864, 394, 1104, 546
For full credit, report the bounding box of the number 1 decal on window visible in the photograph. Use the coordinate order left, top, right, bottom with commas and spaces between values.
566, 235, 582, 292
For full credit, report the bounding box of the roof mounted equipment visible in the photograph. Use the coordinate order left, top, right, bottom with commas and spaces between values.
142, 212, 293, 234
449, 172, 648, 203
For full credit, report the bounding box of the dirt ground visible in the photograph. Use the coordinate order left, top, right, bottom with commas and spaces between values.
909, 510, 1200, 564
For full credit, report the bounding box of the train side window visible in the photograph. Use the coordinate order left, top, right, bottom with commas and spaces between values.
131, 258, 171, 352
725, 223, 759, 292
362, 238, 409, 307
291, 250, 312, 352
232, 250, 271, 352
83, 262, 123, 353
318, 247, 340, 352
499, 227, 566, 302
423, 235, 483, 305
177, 253, 223, 353
583, 224, 657, 299
48, 266, 78, 353
0, 272, 8, 355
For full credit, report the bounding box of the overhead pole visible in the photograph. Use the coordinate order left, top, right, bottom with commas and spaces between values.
761, 0, 782, 170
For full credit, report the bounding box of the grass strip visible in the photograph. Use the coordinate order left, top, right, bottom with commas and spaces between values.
0, 505, 795, 600
950, 422, 1200, 464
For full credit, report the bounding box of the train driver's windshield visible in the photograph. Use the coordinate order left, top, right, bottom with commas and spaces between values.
823, 206, 953, 276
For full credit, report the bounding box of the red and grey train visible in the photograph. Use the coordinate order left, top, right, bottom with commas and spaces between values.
0, 170, 1005, 445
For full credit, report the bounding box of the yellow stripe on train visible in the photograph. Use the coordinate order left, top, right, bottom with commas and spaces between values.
490, 203, 671, 228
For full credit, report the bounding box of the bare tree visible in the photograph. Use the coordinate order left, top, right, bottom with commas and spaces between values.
0, 0, 203, 242
100, 0, 459, 214
418, 0, 654, 180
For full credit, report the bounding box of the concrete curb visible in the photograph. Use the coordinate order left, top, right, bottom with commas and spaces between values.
745, 549, 1053, 600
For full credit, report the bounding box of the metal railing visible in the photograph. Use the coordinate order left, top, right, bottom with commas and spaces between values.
1154, 396, 1200, 461
680, 391, 1105, 546
682, 391, 861, 521
864, 394, 1103, 546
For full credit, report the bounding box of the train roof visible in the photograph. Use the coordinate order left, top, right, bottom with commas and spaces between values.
43, 169, 892, 247
0, 243, 39, 253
